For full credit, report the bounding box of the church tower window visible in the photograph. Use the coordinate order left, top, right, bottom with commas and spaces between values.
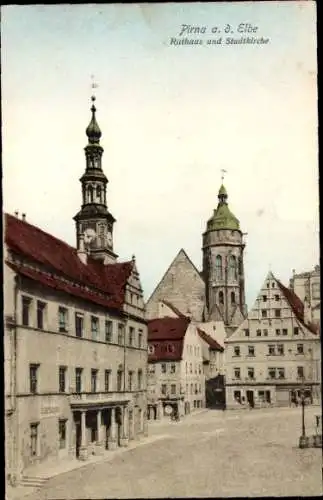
219, 291, 224, 304
231, 291, 235, 304
229, 255, 237, 280
215, 255, 223, 280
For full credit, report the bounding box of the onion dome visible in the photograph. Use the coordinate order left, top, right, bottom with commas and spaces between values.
207, 184, 240, 231
86, 96, 102, 144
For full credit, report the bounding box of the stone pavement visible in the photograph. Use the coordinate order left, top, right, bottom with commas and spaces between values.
7, 406, 323, 499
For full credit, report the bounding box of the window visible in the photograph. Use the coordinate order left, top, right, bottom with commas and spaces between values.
268, 367, 276, 379
161, 384, 167, 395
104, 370, 111, 392
274, 295, 280, 301
282, 329, 287, 336
30, 364, 39, 394
22, 296, 32, 326
198, 364, 201, 374
266, 283, 269, 288
268, 345, 275, 355
219, 291, 224, 304
161, 363, 166, 374
128, 326, 134, 346
263, 329, 268, 337
149, 364, 155, 374
75, 313, 84, 338
36, 301, 46, 329
272, 283, 275, 288
297, 366, 304, 379
277, 344, 284, 356
248, 346, 255, 357
171, 384, 176, 395
118, 323, 125, 345
170, 363, 176, 374
234, 367, 241, 379
293, 327, 299, 335
168, 344, 174, 353
195, 383, 198, 394
59, 366, 66, 393
75, 367, 83, 393
229, 255, 237, 280
138, 369, 143, 390
190, 363, 193, 373
148, 345, 155, 355
58, 307, 68, 332
256, 329, 261, 337
91, 316, 99, 340
215, 255, 223, 280
277, 368, 285, 379
261, 310, 267, 318
190, 383, 194, 394
91, 369, 98, 392
138, 329, 143, 348
231, 292, 236, 304
275, 329, 281, 336
234, 346, 240, 357
312, 282, 320, 299
105, 320, 113, 342
244, 329, 250, 337
58, 419, 67, 449
30, 423, 39, 456
128, 371, 133, 391
117, 371, 123, 391
275, 309, 281, 318
262, 295, 267, 302
248, 367, 255, 379
297, 344, 304, 354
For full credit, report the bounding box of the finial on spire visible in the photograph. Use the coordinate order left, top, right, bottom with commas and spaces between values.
86, 75, 101, 144
221, 168, 227, 183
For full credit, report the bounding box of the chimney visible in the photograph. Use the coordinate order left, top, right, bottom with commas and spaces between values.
14, 211, 19, 218
22, 213, 26, 221
77, 235, 87, 265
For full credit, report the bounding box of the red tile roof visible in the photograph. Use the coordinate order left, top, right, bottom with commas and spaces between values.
276, 279, 319, 335
5, 213, 133, 312
147, 317, 190, 362
197, 328, 224, 351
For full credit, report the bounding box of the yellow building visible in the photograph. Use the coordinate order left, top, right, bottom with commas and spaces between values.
4, 97, 147, 486
225, 272, 321, 409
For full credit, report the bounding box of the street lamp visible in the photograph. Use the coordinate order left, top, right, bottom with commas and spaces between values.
299, 377, 309, 448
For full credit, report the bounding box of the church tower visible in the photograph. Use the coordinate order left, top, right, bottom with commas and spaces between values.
73, 96, 117, 264
202, 183, 247, 334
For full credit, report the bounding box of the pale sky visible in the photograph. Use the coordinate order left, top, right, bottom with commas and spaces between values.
1, 2, 319, 308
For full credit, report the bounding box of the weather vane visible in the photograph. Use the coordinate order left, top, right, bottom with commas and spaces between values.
221, 168, 227, 183
90, 74, 99, 101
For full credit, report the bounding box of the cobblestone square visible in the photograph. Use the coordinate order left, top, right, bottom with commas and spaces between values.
14, 406, 322, 499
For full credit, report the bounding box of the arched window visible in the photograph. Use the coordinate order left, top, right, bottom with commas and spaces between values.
87, 185, 93, 203
229, 255, 237, 280
231, 291, 236, 304
96, 185, 101, 203
215, 255, 223, 280
219, 291, 224, 304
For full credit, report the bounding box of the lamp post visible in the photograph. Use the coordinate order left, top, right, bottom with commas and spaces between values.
299, 377, 309, 448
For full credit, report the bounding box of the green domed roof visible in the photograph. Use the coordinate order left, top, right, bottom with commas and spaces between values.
86, 97, 102, 144
207, 184, 240, 231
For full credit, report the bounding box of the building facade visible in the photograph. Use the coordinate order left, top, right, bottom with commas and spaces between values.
289, 265, 320, 329
147, 311, 206, 420
146, 184, 247, 336
225, 272, 321, 409
197, 328, 225, 408
4, 98, 148, 486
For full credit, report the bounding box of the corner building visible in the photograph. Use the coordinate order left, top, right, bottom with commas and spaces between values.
4, 98, 148, 486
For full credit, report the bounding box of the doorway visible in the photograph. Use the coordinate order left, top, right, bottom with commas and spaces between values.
74, 416, 81, 458
246, 390, 254, 408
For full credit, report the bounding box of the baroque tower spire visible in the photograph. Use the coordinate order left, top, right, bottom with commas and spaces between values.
73, 94, 117, 264
202, 181, 247, 335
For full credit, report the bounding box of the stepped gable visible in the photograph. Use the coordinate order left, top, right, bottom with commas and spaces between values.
5, 213, 133, 311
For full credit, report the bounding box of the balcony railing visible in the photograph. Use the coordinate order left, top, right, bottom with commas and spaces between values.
69, 391, 131, 406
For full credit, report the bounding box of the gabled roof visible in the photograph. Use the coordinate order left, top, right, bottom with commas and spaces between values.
161, 300, 188, 319
5, 213, 133, 312
147, 316, 190, 362
197, 328, 224, 351
275, 277, 318, 335
147, 248, 204, 303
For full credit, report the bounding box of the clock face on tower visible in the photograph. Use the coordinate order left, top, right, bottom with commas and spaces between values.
84, 228, 97, 245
